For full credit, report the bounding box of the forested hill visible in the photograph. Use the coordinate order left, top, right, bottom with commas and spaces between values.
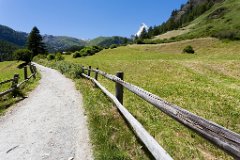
0, 25, 28, 46
0, 24, 131, 56
147, 0, 226, 38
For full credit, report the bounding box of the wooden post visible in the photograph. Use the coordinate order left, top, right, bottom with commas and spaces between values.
29, 64, 36, 79
24, 66, 28, 80
95, 68, 99, 80
88, 66, 91, 77
33, 65, 37, 74
11, 74, 19, 97
94, 68, 99, 88
115, 72, 124, 104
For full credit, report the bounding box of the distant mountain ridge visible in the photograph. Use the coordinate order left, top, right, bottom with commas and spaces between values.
0, 25, 87, 53
0, 25, 131, 55
0, 24, 28, 46
42, 35, 87, 52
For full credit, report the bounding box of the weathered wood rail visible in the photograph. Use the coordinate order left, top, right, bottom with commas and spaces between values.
82, 66, 240, 159
0, 64, 37, 97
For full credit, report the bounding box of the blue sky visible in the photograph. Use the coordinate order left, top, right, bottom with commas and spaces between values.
0, 0, 187, 39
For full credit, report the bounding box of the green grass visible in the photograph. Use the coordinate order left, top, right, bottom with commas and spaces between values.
0, 61, 40, 114
37, 38, 240, 159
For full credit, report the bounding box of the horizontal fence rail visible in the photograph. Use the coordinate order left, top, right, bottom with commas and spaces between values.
0, 79, 13, 85
0, 63, 37, 98
82, 72, 173, 160
82, 66, 240, 159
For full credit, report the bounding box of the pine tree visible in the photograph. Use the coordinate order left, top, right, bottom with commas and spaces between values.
139, 28, 149, 40
27, 26, 47, 58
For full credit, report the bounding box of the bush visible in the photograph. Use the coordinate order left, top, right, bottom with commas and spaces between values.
110, 44, 118, 49
14, 49, 32, 63
183, 45, 195, 54
73, 46, 103, 58
47, 54, 55, 61
72, 51, 81, 58
55, 52, 64, 61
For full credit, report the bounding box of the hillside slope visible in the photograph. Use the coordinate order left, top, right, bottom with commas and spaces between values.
180, 0, 240, 40
154, 0, 240, 40
0, 25, 87, 54
0, 25, 27, 46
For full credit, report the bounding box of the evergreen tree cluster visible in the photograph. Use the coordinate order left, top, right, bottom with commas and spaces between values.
27, 26, 47, 57
145, 0, 217, 39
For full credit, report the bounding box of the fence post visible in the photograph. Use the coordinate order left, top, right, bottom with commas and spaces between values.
115, 72, 124, 104
88, 66, 91, 77
94, 68, 99, 88
33, 65, 37, 74
95, 68, 99, 80
29, 64, 36, 79
11, 74, 19, 97
24, 66, 28, 80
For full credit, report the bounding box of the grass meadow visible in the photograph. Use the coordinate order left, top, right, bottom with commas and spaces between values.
0, 61, 40, 114
38, 38, 240, 160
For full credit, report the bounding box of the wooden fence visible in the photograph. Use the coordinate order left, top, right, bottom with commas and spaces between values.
82, 66, 240, 160
0, 64, 37, 97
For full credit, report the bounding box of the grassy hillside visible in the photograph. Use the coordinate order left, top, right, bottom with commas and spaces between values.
154, 0, 240, 41
38, 38, 240, 159
88, 36, 130, 47
0, 61, 40, 114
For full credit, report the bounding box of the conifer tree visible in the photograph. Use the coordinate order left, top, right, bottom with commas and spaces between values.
27, 26, 47, 58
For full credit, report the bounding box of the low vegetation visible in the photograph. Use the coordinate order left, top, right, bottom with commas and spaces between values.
183, 45, 195, 54
72, 46, 103, 58
0, 61, 40, 115
36, 38, 240, 159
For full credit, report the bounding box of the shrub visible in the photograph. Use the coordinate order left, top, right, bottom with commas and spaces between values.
14, 49, 32, 63
72, 46, 103, 58
47, 54, 55, 61
110, 44, 118, 49
183, 45, 195, 54
72, 51, 81, 58
55, 52, 64, 61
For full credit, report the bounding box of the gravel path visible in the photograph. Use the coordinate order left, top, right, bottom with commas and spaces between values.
0, 64, 93, 160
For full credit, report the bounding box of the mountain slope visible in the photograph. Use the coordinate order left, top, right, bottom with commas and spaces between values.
42, 35, 86, 52
0, 25, 28, 46
0, 25, 88, 54
153, 0, 240, 41
178, 0, 240, 40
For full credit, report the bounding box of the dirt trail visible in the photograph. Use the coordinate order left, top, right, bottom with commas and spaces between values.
0, 64, 93, 160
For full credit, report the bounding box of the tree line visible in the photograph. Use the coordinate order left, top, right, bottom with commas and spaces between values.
137, 0, 216, 40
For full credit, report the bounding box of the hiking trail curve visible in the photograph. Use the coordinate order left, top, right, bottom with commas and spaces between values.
0, 64, 93, 160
